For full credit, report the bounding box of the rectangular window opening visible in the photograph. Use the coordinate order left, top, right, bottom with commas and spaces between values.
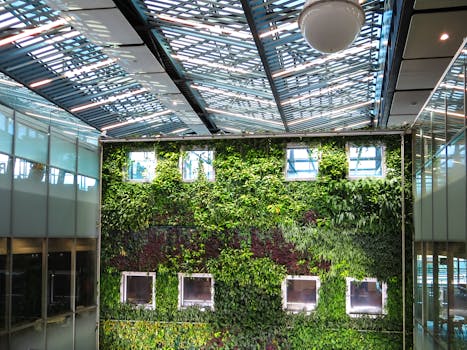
282, 275, 320, 313
120, 271, 156, 309
178, 273, 214, 310
127, 151, 156, 182
348, 145, 385, 178
286, 147, 319, 180
346, 277, 387, 317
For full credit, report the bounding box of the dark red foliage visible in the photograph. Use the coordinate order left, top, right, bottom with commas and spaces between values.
109, 225, 330, 274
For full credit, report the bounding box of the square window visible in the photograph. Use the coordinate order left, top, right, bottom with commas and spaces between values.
346, 277, 387, 317
181, 150, 214, 182
348, 145, 385, 178
178, 273, 214, 310
286, 147, 319, 180
120, 271, 156, 309
282, 275, 320, 312
127, 151, 156, 182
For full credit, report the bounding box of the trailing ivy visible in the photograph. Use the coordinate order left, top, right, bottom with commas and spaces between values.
100, 135, 412, 349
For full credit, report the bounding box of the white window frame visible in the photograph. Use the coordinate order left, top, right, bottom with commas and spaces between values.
178, 273, 214, 310
126, 151, 156, 183
180, 149, 215, 182
120, 271, 156, 309
281, 275, 320, 313
285, 145, 320, 181
347, 144, 386, 179
345, 277, 387, 317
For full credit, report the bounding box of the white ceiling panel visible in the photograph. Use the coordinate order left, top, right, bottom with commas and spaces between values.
404, 11, 467, 59
159, 94, 192, 111
390, 90, 431, 115
67, 8, 143, 46
414, 0, 467, 10
387, 115, 417, 127
397, 57, 452, 90
135, 73, 180, 94
103, 46, 164, 73
46, 0, 116, 10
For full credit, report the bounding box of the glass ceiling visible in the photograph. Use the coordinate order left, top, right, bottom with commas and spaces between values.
0, 0, 387, 137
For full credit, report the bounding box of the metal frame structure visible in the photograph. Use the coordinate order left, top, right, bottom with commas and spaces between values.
0, 0, 389, 138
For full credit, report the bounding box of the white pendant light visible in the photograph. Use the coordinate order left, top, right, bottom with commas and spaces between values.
298, 0, 365, 54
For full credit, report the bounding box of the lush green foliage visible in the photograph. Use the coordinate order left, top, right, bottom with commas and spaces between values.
100, 136, 412, 349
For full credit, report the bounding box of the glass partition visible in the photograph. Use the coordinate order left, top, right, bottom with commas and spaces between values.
413, 39, 467, 349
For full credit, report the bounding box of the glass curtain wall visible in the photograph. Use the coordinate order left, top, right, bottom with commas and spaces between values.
0, 84, 100, 350
413, 40, 467, 350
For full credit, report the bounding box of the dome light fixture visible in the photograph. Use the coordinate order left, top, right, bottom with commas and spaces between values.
298, 0, 365, 54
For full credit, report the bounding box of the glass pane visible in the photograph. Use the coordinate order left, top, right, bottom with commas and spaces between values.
11, 238, 42, 326
447, 133, 466, 242
182, 150, 214, 181
0, 104, 13, 154
415, 242, 423, 323
450, 243, 467, 348
127, 151, 156, 182
126, 276, 153, 305
46, 314, 73, 350
348, 145, 384, 178
10, 323, 44, 350
50, 132, 76, 172
426, 242, 435, 335
286, 148, 319, 180
76, 176, 99, 237
75, 308, 97, 350
286, 278, 317, 311
76, 239, 97, 308
13, 158, 47, 236
0, 153, 11, 235
0, 238, 6, 330
422, 161, 433, 241
349, 280, 383, 315
433, 151, 447, 242
14, 121, 48, 164
435, 242, 449, 345
183, 276, 212, 304
47, 239, 72, 316
48, 167, 76, 237
78, 145, 99, 178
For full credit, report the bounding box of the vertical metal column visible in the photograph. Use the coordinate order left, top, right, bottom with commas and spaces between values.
401, 133, 406, 350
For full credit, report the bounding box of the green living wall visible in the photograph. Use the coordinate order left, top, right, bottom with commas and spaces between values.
100, 135, 412, 349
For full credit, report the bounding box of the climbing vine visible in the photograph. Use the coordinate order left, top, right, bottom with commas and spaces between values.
100, 135, 412, 349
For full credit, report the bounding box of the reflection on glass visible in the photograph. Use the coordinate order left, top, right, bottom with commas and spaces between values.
11, 239, 42, 326
284, 276, 319, 312
77, 175, 99, 237
14, 120, 47, 164
50, 132, 76, 172
180, 274, 213, 309
415, 242, 423, 322
127, 151, 156, 182
348, 145, 384, 178
75, 308, 97, 350
121, 272, 155, 309
436, 245, 449, 344
0, 153, 11, 233
14, 158, 46, 182
47, 239, 72, 316
182, 150, 214, 181
286, 148, 319, 180
0, 104, 13, 154
346, 278, 386, 316
78, 145, 99, 179
0, 238, 6, 330
76, 239, 96, 308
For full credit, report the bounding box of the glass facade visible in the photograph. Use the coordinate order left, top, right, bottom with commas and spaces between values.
413, 41, 466, 350
0, 94, 100, 349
